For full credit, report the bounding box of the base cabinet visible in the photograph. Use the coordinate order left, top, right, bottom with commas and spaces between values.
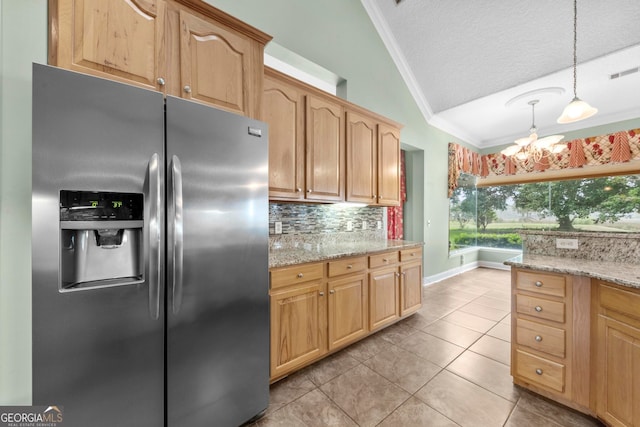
596, 282, 640, 427
269, 275, 326, 380
270, 247, 422, 382
328, 274, 368, 350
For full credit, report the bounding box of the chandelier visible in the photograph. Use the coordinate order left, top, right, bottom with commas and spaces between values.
557, 0, 597, 123
501, 100, 565, 163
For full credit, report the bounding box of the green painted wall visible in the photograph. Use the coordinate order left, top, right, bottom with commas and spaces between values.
203, 0, 471, 278
0, 0, 47, 404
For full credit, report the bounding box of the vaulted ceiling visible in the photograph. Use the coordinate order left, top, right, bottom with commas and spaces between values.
361, 0, 640, 149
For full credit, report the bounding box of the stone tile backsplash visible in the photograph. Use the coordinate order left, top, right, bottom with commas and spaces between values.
520, 230, 640, 263
269, 202, 385, 247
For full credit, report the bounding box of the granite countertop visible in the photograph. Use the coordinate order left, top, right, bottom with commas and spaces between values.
505, 254, 640, 289
269, 239, 424, 268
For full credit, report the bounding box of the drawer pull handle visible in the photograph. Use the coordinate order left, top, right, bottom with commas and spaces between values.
297, 273, 304, 278
535, 306, 543, 312
383, 258, 388, 262
319, 291, 325, 297
535, 335, 543, 342
535, 368, 543, 375
535, 281, 543, 287
347, 264, 353, 269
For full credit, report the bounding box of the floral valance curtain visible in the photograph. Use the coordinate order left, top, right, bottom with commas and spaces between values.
448, 128, 640, 196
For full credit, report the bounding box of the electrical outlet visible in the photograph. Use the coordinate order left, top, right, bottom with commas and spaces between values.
362, 220, 367, 230
274, 221, 282, 234
556, 238, 578, 249
346, 221, 353, 231
377, 221, 382, 229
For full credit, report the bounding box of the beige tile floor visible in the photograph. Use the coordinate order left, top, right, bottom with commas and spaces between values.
250, 268, 604, 427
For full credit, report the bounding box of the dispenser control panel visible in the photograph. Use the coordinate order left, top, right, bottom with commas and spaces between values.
60, 190, 143, 221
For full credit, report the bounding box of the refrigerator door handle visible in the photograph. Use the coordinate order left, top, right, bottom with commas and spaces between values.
148, 153, 161, 320
170, 155, 184, 314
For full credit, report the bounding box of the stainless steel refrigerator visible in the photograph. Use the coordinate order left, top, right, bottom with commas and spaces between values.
32, 63, 269, 427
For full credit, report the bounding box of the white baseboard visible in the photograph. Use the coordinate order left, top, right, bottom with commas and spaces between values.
422, 261, 511, 286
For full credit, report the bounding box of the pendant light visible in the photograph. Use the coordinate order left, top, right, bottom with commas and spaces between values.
557, 0, 597, 124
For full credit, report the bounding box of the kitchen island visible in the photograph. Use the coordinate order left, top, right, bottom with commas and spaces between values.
505, 231, 640, 427
268, 239, 424, 382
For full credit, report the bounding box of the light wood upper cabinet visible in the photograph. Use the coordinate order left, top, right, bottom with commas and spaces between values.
306, 95, 345, 202
263, 71, 305, 200
50, 0, 271, 119
377, 124, 401, 206
49, 0, 166, 91
346, 111, 377, 204
176, 9, 252, 116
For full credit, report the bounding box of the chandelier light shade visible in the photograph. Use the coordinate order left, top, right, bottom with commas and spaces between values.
557, 0, 598, 124
501, 100, 565, 164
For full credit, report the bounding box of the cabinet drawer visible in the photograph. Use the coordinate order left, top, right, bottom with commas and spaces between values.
515, 349, 565, 393
328, 256, 367, 277
400, 247, 422, 262
516, 294, 565, 324
516, 271, 566, 298
369, 251, 399, 269
270, 263, 324, 290
599, 283, 640, 322
516, 318, 566, 358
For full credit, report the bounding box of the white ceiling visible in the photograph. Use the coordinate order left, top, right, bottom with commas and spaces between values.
361, 0, 640, 149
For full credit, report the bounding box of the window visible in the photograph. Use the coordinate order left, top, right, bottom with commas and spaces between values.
449, 174, 640, 252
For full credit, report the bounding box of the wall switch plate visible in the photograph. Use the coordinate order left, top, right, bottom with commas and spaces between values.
556, 238, 578, 249
377, 221, 382, 229
274, 221, 282, 234
362, 220, 367, 230
346, 221, 353, 231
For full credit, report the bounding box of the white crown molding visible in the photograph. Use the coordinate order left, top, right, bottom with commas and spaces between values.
360, 0, 486, 147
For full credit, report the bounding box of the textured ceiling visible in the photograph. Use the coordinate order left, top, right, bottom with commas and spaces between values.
362, 0, 640, 148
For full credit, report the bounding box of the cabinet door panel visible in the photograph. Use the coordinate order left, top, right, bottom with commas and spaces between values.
270, 282, 326, 378
263, 75, 305, 199
306, 96, 345, 201
179, 10, 250, 115
52, 0, 165, 90
597, 315, 640, 427
400, 262, 422, 316
369, 268, 399, 330
377, 124, 400, 206
328, 275, 368, 350
346, 112, 377, 203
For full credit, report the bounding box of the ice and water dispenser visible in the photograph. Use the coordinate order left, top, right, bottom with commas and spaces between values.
59, 190, 144, 291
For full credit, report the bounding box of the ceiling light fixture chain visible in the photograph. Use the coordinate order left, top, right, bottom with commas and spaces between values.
557, 0, 598, 124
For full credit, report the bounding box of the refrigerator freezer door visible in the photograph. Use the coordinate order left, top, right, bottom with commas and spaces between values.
165, 96, 269, 426
32, 64, 165, 427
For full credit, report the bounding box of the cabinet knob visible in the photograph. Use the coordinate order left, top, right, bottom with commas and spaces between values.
535, 368, 543, 375
157, 77, 166, 86
535, 306, 543, 312
296, 188, 302, 192
395, 272, 400, 278
183, 85, 192, 94
402, 272, 406, 276
347, 264, 353, 269
329, 289, 335, 295
535, 281, 543, 287
383, 258, 388, 262
535, 335, 543, 342
307, 189, 312, 193
319, 291, 325, 297
372, 195, 376, 199
297, 273, 304, 278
